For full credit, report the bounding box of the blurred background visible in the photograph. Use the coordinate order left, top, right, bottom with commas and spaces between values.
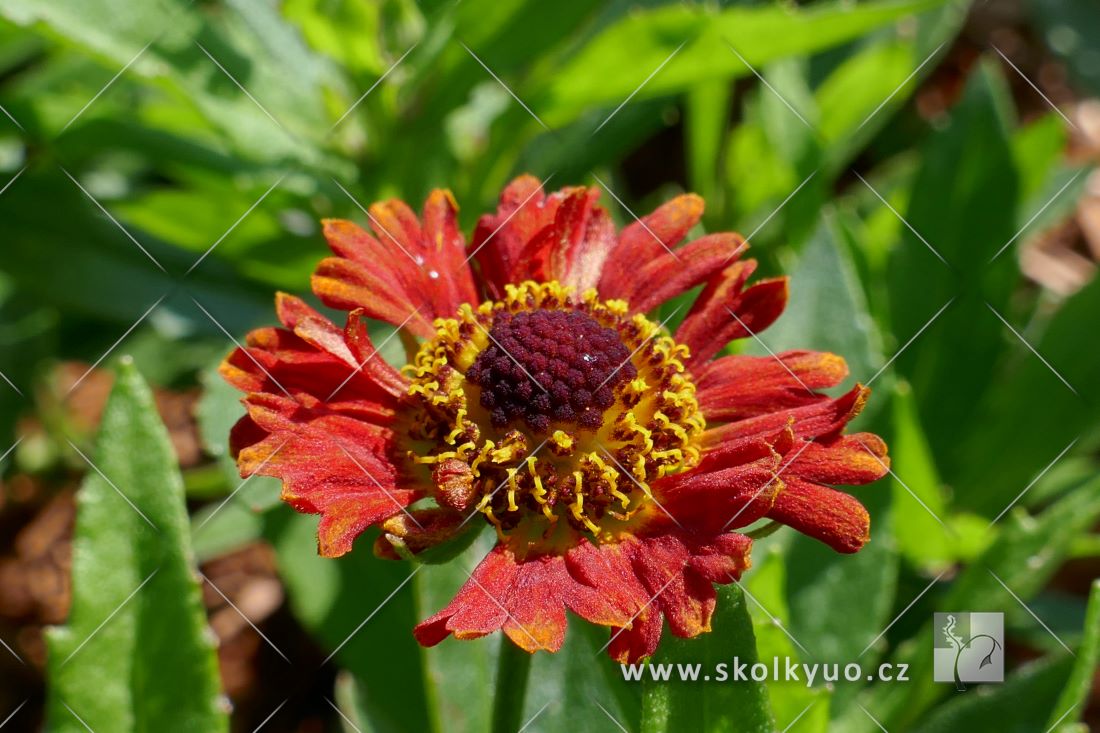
1, 0, 1099, 731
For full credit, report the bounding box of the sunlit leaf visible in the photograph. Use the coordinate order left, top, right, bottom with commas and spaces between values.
45, 361, 227, 733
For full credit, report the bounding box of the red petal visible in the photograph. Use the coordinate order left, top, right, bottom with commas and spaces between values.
695, 350, 849, 421
220, 296, 405, 411
420, 189, 481, 314
605, 531, 752, 662
550, 194, 616, 294
654, 453, 785, 533
367, 198, 424, 259
620, 233, 746, 314
630, 534, 715, 638
702, 384, 870, 448
321, 219, 424, 296
317, 495, 415, 557
789, 433, 889, 485
676, 264, 789, 367
312, 256, 436, 337
317, 191, 481, 328
600, 193, 704, 299
415, 545, 518, 645
470, 175, 556, 298
607, 605, 663, 664
686, 533, 753, 584
415, 543, 644, 654
513, 186, 614, 295
232, 394, 422, 557
766, 477, 871, 553
564, 540, 649, 627
343, 310, 410, 401
502, 556, 570, 652
275, 291, 326, 329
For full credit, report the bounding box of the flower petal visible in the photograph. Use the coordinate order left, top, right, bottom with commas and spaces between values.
419, 189, 482, 313
219, 295, 406, 412
702, 384, 870, 448
676, 263, 789, 367
470, 175, 556, 298
654, 452, 785, 533
512, 186, 617, 297
233, 392, 423, 557
620, 233, 746, 314
564, 540, 650, 628
686, 533, 754, 584
788, 433, 890, 485
600, 193, 704, 299
550, 193, 616, 294
606, 604, 664, 665
312, 255, 437, 337
695, 350, 849, 422
501, 556, 570, 653
321, 218, 424, 295
316, 190, 480, 330
630, 534, 716, 638
343, 310, 410, 401
765, 477, 871, 553
414, 545, 518, 645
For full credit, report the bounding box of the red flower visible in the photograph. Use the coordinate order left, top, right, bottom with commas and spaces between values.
221, 176, 889, 662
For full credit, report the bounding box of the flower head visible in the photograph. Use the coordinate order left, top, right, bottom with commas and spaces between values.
221, 176, 889, 662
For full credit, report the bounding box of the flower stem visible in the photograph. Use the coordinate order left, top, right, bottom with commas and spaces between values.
491, 639, 533, 733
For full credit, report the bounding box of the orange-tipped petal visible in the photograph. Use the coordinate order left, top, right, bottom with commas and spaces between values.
470, 175, 555, 298
421, 189, 481, 312
621, 232, 746, 314
630, 534, 716, 639
789, 433, 890, 485
702, 384, 870, 448
501, 556, 570, 653
600, 193, 704, 299
655, 453, 785, 534
231, 393, 423, 557
415, 545, 517, 645
312, 256, 437, 338
766, 477, 871, 553
695, 350, 849, 421
677, 265, 789, 367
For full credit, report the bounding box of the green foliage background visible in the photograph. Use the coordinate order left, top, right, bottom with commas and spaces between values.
0, 0, 1098, 731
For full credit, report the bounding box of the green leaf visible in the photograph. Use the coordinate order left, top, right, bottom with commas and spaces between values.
745, 547, 832, 732
888, 382, 953, 570
815, 1, 967, 172
887, 60, 1020, 489
685, 79, 730, 208
514, 620, 640, 733
908, 654, 1074, 733
842, 475, 1100, 732
538, 0, 947, 122
264, 509, 432, 733
747, 210, 883, 399
641, 585, 773, 733
45, 360, 227, 733
2, 0, 338, 165
416, 534, 499, 733
956, 234, 1100, 513
1047, 580, 1100, 730
906, 580, 1100, 733
0, 169, 272, 333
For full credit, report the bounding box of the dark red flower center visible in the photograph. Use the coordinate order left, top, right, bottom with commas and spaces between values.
465, 309, 637, 432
